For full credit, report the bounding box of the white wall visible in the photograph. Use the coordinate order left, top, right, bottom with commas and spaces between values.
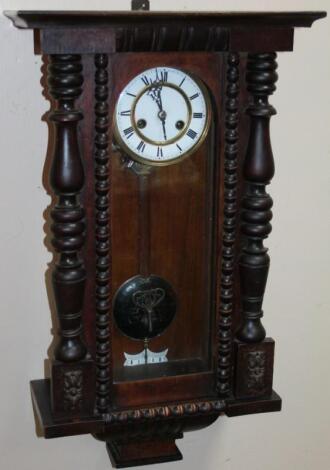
0, 1, 329, 470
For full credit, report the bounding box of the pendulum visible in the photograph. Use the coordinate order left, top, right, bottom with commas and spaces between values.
113, 160, 176, 366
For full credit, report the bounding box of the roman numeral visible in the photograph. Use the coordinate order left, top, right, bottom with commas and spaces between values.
157, 146, 163, 158
124, 126, 134, 139
155, 69, 168, 83
179, 76, 186, 87
141, 75, 151, 86
126, 92, 136, 98
176, 144, 182, 152
137, 140, 146, 153
187, 129, 197, 139
160, 70, 168, 82
120, 110, 131, 116
189, 93, 199, 101
193, 112, 203, 118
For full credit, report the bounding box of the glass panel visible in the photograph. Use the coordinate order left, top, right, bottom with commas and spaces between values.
111, 137, 215, 383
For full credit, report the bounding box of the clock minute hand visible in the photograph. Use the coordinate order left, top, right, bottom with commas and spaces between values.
147, 82, 167, 141
156, 86, 167, 141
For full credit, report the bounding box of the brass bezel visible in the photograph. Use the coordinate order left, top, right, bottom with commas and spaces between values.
113, 67, 212, 167
131, 82, 192, 146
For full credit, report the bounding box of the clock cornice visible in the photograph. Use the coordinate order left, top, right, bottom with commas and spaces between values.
5, 10, 326, 54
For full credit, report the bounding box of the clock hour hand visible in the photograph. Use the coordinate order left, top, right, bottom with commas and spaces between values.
161, 119, 167, 141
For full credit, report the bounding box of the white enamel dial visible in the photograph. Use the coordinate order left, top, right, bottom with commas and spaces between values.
114, 66, 211, 165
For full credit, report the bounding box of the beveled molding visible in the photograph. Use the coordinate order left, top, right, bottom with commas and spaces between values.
6, 11, 326, 29
102, 398, 225, 424
5, 11, 326, 54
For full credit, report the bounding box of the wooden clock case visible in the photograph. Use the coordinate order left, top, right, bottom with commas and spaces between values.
5, 7, 326, 468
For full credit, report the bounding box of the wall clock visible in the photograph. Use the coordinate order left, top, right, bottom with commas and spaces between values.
5, 3, 326, 468
113, 66, 211, 165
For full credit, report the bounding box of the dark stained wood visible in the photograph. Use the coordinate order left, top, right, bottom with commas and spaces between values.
31, 379, 104, 438
41, 29, 116, 54
106, 438, 182, 468
5, 11, 326, 53
217, 52, 240, 397
7, 8, 326, 468
38, 26, 293, 54
48, 54, 87, 363
94, 54, 112, 414
112, 370, 215, 408
31, 378, 223, 436
77, 55, 97, 356
5, 10, 326, 29
236, 52, 278, 343
51, 359, 96, 420
225, 390, 282, 417
230, 27, 294, 52
47, 53, 96, 419
231, 54, 250, 336
233, 338, 275, 399
32, 377, 280, 436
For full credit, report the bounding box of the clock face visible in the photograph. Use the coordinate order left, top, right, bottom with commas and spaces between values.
114, 66, 211, 165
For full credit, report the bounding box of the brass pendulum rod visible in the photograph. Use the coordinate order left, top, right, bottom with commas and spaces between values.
138, 169, 152, 363
138, 172, 151, 278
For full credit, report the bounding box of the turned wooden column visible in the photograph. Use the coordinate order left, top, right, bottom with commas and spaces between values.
48, 54, 86, 362
234, 53, 278, 399
48, 54, 95, 419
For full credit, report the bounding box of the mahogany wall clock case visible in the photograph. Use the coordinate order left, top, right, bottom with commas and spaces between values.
5, 5, 326, 468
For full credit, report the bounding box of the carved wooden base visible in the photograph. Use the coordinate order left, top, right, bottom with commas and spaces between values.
32, 378, 281, 439
51, 359, 96, 421
106, 438, 183, 468
31, 378, 280, 465
233, 337, 275, 399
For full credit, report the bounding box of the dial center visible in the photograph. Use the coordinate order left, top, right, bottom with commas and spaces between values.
133, 85, 189, 145
158, 109, 167, 120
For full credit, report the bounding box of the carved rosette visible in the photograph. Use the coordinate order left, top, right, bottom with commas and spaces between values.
217, 53, 239, 396
237, 53, 278, 343
48, 54, 87, 363
246, 351, 266, 392
63, 370, 83, 411
94, 54, 111, 414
